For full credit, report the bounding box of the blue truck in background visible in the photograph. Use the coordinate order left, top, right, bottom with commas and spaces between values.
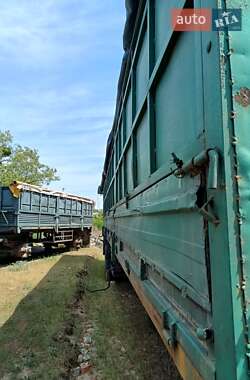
0, 181, 94, 258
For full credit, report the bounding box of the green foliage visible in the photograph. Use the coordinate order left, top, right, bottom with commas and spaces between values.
0, 131, 12, 161
93, 211, 103, 230
0, 130, 59, 186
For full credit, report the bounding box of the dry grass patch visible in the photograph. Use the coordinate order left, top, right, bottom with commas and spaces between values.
0, 249, 100, 380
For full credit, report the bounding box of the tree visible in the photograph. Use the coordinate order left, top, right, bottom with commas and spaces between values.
0, 131, 12, 162
0, 131, 59, 186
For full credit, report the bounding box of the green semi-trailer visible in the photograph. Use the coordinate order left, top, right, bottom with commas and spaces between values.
99, 1, 250, 379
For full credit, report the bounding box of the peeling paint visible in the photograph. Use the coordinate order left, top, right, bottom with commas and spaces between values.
235, 87, 250, 107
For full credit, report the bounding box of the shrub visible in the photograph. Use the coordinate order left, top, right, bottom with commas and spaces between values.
93, 211, 103, 230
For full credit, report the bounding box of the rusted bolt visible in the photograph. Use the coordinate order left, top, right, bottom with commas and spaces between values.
230, 111, 237, 119
236, 282, 246, 290
181, 286, 188, 297
227, 48, 234, 56
241, 256, 246, 264
238, 280, 247, 290
232, 136, 238, 145
221, 53, 226, 65
167, 338, 172, 347
196, 328, 213, 341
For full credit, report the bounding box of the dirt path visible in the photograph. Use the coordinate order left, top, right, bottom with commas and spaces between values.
0, 248, 181, 380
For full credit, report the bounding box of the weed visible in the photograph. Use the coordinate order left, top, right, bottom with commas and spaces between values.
8, 261, 28, 272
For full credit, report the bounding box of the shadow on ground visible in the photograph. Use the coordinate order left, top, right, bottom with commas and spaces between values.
0, 245, 69, 268
0, 254, 87, 379
0, 251, 181, 380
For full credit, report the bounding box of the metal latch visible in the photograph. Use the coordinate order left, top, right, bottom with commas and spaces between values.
173, 148, 219, 190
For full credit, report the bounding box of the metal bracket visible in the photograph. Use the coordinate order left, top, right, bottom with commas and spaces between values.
198, 196, 220, 225
164, 322, 177, 348
125, 259, 131, 275
140, 259, 148, 281
1, 211, 9, 225
53, 230, 73, 243
125, 193, 129, 209
163, 311, 177, 348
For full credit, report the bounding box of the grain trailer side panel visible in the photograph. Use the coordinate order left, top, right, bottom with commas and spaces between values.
0, 182, 94, 257
99, 1, 250, 380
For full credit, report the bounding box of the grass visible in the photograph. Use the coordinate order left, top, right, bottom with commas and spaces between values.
82, 253, 180, 380
0, 248, 180, 380
8, 261, 29, 272
0, 249, 100, 380
92, 211, 103, 230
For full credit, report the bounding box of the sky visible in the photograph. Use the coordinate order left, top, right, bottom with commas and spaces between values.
0, 0, 125, 208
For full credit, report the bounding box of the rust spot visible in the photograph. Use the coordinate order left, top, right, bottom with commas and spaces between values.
235, 87, 250, 107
